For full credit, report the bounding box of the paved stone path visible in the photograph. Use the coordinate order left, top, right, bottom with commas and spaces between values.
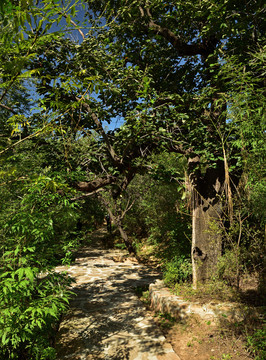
55, 228, 180, 360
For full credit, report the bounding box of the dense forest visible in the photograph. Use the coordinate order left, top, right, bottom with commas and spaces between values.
0, 0, 265, 359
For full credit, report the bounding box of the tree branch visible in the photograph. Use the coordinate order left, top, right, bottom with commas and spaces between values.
74, 176, 117, 193
38, 81, 123, 169
70, 188, 104, 201
59, 12, 85, 41
0, 124, 50, 156
0, 103, 18, 114
139, 6, 215, 57
78, 100, 123, 168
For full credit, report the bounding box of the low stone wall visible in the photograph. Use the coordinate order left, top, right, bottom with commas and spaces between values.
149, 280, 256, 324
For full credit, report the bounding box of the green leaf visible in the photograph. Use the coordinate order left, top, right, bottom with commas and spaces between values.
1, 331, 9, 345
25, 268, 34, 282
70, 6, 76, 16
16, 268, 25, 282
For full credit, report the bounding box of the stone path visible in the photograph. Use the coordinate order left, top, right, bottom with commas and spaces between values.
55, 228, 180, 360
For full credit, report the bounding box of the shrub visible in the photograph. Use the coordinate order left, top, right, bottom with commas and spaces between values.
0, 248, 73, 360
163, 256, 192, 285
246, 325, 266, 360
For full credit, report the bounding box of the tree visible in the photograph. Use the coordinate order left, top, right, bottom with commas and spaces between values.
81, 0, 265, 286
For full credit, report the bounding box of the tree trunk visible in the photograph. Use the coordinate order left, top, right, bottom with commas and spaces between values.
191, 194, 223, 287
115, 219, 135, 254
106, 207, 135, 254
189, 157, 225, 288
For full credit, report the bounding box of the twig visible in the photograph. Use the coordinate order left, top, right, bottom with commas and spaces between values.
70, 188, 105, 201
0, 103, 18, 114
0, 124, 50, 156
59, 11, 85, 41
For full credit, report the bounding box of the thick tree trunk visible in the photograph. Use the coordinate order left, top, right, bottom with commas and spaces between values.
188, 157, 225, 288
192, 195, 223, 287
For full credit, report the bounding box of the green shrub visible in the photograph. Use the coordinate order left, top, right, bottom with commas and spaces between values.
246, 325, 266, 360
0, 176, 77, 359
163, 256, 192, 285
0, 248, 73, 360
217, 247, 243, 284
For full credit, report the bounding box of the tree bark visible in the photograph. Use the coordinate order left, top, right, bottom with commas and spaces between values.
107, 208, 135, 254
191, 193, 223, 287
188, 157, 225, 288
115, 219, 135, 254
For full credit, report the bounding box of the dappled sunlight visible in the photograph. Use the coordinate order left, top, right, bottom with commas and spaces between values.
55, 228, 178, 360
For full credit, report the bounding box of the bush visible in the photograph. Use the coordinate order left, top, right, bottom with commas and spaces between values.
163, 256, 192, 285
0, 176, 77, 359
246, 325, 266, 360
0, 248, 73, 360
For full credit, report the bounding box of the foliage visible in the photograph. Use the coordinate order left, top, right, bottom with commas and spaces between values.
163, 256, 192, 285
0, 169, 77, 358
216, 210, 265, 290
0, 142, 79, 359
246, 324, 266, 360
80, 0, 265, 285
122, 152, 191, 258
200, 47, 266, 288
156, 312, 176, 329
220, 48, 266, 222
0, 250, 73, 360
77, 196, 105, 233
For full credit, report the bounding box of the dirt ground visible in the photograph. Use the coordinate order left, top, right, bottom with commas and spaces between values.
153, 313, 254, 360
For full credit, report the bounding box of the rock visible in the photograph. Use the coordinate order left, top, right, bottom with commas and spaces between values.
149, 279, 259, 324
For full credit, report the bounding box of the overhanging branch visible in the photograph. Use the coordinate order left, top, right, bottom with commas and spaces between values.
74, 176, 117, 193
139, 6, 216, 57
78, 100, 123, 168
70, 188, 105, 201
38, 81, 123, 169
59, 11, 85, 41
0, 103, 18, 114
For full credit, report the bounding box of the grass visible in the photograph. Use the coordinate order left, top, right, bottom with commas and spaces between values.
134, 286, 150, 305
155, 312, 176, 329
